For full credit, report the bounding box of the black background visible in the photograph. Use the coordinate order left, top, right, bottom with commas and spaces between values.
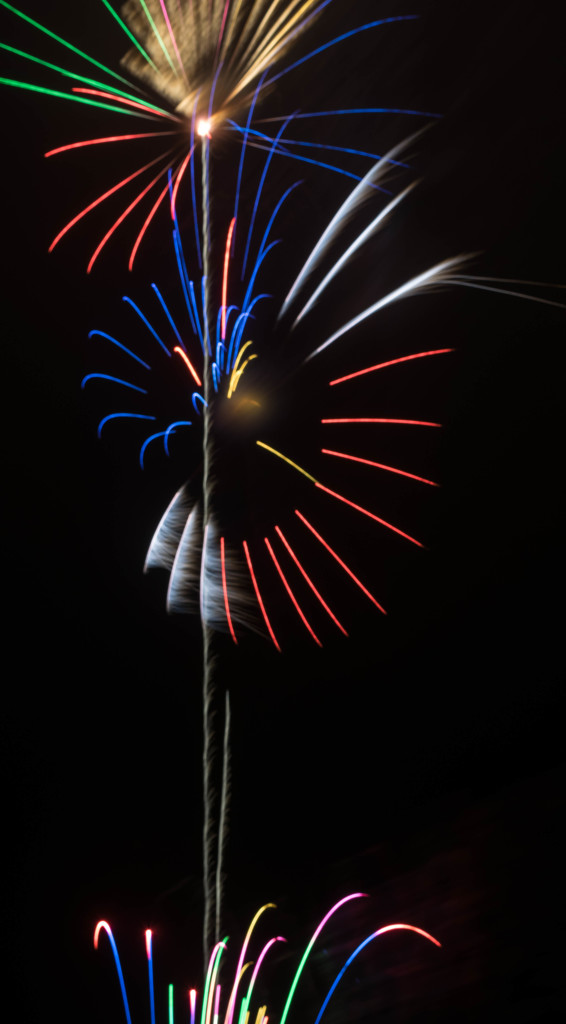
2, 1, 565, 1021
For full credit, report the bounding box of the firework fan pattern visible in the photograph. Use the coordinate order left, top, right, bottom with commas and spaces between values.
94, 896, 441, 1024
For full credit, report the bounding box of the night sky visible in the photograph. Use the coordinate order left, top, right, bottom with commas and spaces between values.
2, 2, 565, 1021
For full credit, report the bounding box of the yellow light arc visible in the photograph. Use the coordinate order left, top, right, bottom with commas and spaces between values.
256, 442, 318, 484
228, 341, 256, 397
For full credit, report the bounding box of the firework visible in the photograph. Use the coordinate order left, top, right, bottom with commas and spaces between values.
84, 142, 465, 648
94, 895, 441, 1024
0, 1, 436, 270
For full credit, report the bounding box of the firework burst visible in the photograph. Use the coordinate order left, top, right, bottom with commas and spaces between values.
0, 1, 434, 270
94, 895, 441, 1024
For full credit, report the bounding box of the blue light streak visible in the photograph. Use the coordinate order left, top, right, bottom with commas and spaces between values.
233, 71, 268, 241
122, 296, 171, 357
97, 412, 156, 437
146, 932, 156, 1024
81, 373, 147, 393
266, 17, 418, 87
88, 330, 151, 369
173, 228, 198, 335
192, 393, 208, 414
164, 420, 191, 455
245, 140, 389, 191
257, 107, 441, 123
151, 283, 186, 351
140, 430, 171, 468
228, 122, 407, 167
189, 279, 205, 352
95, 924, 133, 1024
241, 115, 295, 279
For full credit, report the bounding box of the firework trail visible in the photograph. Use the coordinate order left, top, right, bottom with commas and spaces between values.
94, 895, 441, 1024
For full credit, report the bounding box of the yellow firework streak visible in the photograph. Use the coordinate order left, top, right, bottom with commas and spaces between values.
256, 442, 318, 483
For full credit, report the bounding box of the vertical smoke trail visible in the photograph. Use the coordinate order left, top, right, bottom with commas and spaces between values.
200, 128, 229, 963
216, 692, 231, 944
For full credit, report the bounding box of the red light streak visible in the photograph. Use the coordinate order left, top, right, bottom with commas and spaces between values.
44, 131, 179, 158
321, 418, 441, 427
72, 87, 179, 121
329, 348, 454, 386
321, 449, 438, 487
87, 163, 174, 273
145, 929, 152, 959
220, 537, 238, 645
315, 483, 424, 547
49, 150, 176, 252
243, 541, 281, 652
222, 218, 236, 339
174, 347, 202, 386
265, 537, 322, 646
93, 920, 111, 948
295, 511, 386, 614
274, 526, 348, 635
170, 145, 196, 220
129, 178, 172, 270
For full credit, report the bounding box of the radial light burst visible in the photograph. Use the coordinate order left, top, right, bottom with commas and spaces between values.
84, 136, 465, 651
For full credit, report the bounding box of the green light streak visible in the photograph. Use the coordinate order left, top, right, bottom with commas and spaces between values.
138, 0, 177, 75
0, 42, 173, 114
0, 77, 151, 117
256, 442, 318, 484
0, 0, 135, 88
168, 984, 174, 1024
200, 941, 228, 1024
237, 996, 249, 1024
279, 897, 365, 1024
99, 0, 157, 72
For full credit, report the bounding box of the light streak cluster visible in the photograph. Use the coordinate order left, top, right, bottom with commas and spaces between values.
94, 896, 440, 1024
83, 127, 462, 649
0, 1, 438, 270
